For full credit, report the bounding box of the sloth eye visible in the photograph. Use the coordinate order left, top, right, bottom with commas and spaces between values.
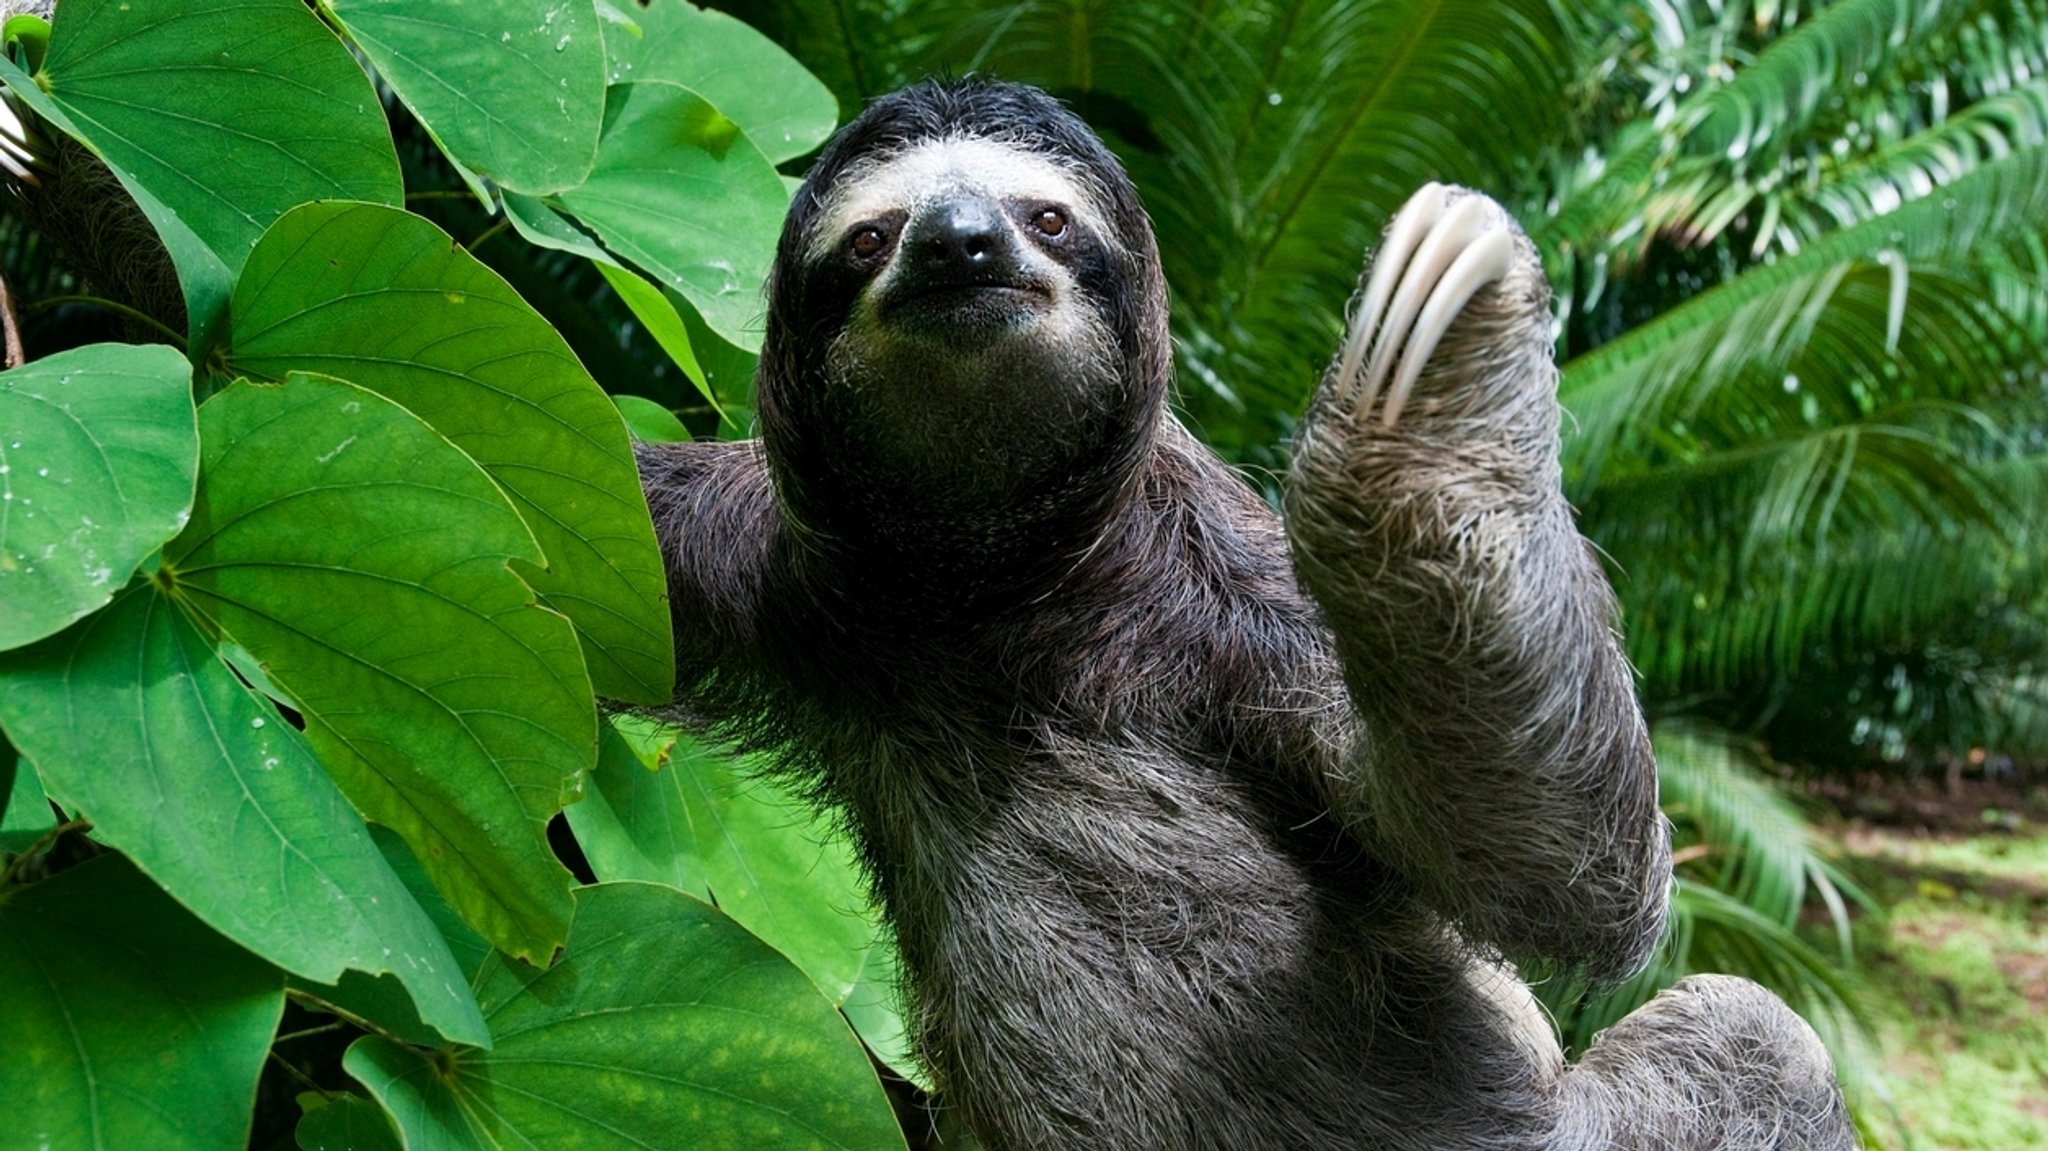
1030, 208, 1068, 238
849, 227, 888, 258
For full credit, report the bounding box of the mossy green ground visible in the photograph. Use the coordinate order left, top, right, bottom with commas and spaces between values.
1835, 822, 2048, 1150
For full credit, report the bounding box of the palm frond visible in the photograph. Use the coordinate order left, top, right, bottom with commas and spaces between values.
1787, 76, 2048, 239
944, 0, 1582, 457
1539, 0, 2039, 281
1687, 0, 1951, 162
1559, 141, 2048, 491
1169, 0, 1574, 441
1654, 725, 1866, 936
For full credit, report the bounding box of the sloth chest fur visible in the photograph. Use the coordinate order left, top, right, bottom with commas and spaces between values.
824, 710, 1409, 1039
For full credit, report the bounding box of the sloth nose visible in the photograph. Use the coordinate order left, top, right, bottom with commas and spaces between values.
907, 196, 1018, 280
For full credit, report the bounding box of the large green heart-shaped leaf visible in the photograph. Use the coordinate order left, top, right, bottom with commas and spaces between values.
555, 81, 788, 351
0, 854, 284, 1151
564, 720, 917, 1080
2, 0, 400, 348
228, 201, 673, 706
162, 374, 588, 963
562, 720, 709, 898
344, 882, 909, 1151
327, 0, 604, 196
0, 343, 196, 651
602, 1, 838, 164
0, 585, 490, 1047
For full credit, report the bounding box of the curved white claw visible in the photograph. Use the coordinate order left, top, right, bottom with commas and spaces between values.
1356, 195, 1497, 422
1334, 182, 1446, 399
1379, 227, 1516, 427
0, 99, 36, 184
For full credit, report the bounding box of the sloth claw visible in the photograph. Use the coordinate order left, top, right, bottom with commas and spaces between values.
1335, 185, 1517, 428
0, 98, 40, 185
1334, 182, 1445, 400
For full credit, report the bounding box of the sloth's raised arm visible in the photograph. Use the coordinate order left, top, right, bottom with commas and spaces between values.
634, 439, 780, 698
1284, 186, 1669, 982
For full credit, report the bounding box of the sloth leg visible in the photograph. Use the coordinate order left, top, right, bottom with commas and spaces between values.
1556, 975, 1859, 1150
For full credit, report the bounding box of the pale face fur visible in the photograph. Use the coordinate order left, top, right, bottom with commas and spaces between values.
806, 136, 1113, 269
802, 136, 1127, 488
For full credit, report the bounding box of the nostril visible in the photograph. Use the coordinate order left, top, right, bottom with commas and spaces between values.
963, 234, 992, 260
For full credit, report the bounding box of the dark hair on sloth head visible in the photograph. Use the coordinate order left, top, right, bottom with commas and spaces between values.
755, 78, 1173, 599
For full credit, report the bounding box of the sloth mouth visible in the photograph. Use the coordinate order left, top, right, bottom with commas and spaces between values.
882, 280, 1050, 330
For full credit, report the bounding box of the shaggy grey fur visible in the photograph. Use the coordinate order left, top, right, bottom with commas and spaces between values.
638, 78, 1856, 1150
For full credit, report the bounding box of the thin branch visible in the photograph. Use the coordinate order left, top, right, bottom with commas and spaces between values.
266, 1050, 334, 1100
0, 817, 91, 888
465, 218, 510, 252
274, 1021, 349, 1045
27, 294, 186, 348
0, 269, 23, 367
285, 986, 428, 1051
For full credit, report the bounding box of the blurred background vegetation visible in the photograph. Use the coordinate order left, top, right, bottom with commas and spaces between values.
6, 0, 2044, 1146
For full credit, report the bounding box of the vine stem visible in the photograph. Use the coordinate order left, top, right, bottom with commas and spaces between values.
267, 1050, 334, 1100
274, 1021, 349, 1045
284, 986, 431, 1051
0, 817, 91, 888
27, 294, 185, 347
465, 218, 510, 251
1, 269, 23, 367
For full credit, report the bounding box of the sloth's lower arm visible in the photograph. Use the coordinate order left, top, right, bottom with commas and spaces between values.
1284, 190, 1668, 978
1289, 410, 1667, 979
635, 440, 778, 698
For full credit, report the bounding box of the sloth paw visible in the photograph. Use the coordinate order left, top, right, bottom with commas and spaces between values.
1330, 183, 1520, 428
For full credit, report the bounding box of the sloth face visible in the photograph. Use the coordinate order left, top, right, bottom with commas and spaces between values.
793, 136, 1128, 478
808, 136, 1112, 344
759, 80, 1168, 534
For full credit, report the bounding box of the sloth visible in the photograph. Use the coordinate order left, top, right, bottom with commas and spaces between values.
638, 79, 1856, 1150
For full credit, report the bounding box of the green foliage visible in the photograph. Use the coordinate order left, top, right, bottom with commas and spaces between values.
1537, 726, 1886, 1127
0, 855, 286, 1151
326, 0, 607, 196
555, 81, 789, 348
567, 719, 919, 1082
0, 0, 401, 349
0, 581, 490, 1046
228, 201, 673, 705
344, 883, 907, 1151
294, 1094, 406, 1151
0, 732, 53, 849
0, 342, 196, 648
0, 2, 914, 1147
600, 0, 839, 165
168, 373, 592, 964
